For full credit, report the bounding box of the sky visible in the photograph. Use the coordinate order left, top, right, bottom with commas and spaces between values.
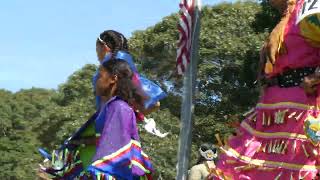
0, 0, 219, 92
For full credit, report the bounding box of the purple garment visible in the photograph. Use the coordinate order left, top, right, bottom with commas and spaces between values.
89, 96, 153, 179
92, 97, 139, 161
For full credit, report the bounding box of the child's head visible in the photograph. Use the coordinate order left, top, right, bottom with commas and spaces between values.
96, 59, 145, 107
196, 143, 218, 164
96, 30, 128, 62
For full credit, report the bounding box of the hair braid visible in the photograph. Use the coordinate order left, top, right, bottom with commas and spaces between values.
99, 30, 128, 57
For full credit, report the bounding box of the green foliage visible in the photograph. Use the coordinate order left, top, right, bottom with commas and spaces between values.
252, 0, 281, 33
129, 1, 277, 177
130, 0, 270, 140
0, 1, 279, 179
54, 64, 96, 106
0, 65, 97, 179
129, 2, 268, 119
37, 64, 97, 148
0, 88, 56, 179
139, 109, 181, 179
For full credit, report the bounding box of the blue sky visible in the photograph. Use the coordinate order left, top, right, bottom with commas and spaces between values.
0, 0, 218, 92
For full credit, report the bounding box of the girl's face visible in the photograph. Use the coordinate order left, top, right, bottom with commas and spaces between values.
95, 67, 117, 96
96, 40, 111, 62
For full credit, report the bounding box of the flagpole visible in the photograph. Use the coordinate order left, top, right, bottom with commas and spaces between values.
176, 0, 201, 179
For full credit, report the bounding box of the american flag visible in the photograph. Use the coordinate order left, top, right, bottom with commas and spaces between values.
176, 0, 195, 75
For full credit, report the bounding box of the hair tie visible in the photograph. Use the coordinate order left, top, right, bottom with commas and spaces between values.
97, 36, 106, 45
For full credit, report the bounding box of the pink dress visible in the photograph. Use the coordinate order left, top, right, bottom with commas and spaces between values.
213, 0, 320, 179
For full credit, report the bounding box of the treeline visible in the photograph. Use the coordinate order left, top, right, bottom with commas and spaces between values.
0, 1, 278, 179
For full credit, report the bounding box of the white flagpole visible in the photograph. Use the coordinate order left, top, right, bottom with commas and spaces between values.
176, 0, 201, 179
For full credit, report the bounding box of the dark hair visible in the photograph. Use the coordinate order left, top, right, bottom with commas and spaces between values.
102, 59, 145, 107
196, 143, 217, 165
199, 143, 216, 153
98, 30, 128, 53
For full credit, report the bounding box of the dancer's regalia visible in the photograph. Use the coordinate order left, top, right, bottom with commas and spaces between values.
38, 52, 166, 179
211, 0, 320, 179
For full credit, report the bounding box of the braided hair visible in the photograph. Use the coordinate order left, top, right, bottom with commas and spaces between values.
102, 59, 146, 107
98, 30, 128, 55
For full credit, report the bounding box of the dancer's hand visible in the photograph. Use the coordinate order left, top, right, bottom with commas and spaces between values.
259, 16, 288, 75
261, 30, 287, 64
301, 74, 320, 95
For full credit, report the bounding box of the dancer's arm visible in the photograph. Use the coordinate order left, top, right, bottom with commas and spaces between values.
258, 0, 296, 77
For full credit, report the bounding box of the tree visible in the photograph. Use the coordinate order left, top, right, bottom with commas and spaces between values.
129, 1, 279, 177
0, 88, 56, 179
0, 1, 280, 179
